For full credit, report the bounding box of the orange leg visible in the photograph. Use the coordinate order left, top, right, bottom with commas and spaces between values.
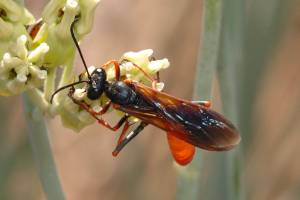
70, 94, 112, 116
95, 114, 129, 131
116, 120, 137, 145
78, 72, 86, 81
121, 59, 161, 89
68, 88, 129, 131
192, 100, 211, 108
117, 121, 130, 145
112, 122, 148, 156
87, 100, 112, 115
102, 59, 161, 89
101, 60, 121, 81
156, 71, 160, 82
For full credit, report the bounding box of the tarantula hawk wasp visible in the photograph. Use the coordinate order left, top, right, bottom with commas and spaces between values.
50, 18, 240, 166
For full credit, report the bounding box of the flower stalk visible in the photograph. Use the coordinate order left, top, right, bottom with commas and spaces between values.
176, 0, 223, 199
22, 93, 65, 200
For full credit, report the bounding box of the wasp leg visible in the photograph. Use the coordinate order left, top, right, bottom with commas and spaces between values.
82, 100, 112, 116
148, 56, 161, 83
68, 88, 129, 131
69, 88, 112, 116
95, 100, 112, 115
112, 122, 148, 156
101, 60, 121, 81
156, 71, 160, 82
192, 100, 211, 108
116, 120, 137, 145
93, 113, 129, 131
78, 72, 85, 81
117, 121, 130, 145
120, 59, 159, 89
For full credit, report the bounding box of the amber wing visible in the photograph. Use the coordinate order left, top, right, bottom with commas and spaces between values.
116, 80, 241, 151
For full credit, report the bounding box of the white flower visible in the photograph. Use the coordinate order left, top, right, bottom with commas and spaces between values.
120, 49, 169, 90
0, 35, 48, 96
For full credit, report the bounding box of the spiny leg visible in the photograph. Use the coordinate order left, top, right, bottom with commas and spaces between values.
192, 100, 211, 108
101, 60, 121, 81
117, 121, 130, 145
112, 122, 148, 156
87, 100, 112, 116
116, 120, 137, 145
149, 56, 161, 83
94, 113, 129, 131
156, 71, 160, 82
78, 72, 85, 81
121, 59, 162, 89
68, 88, 112, 115
68, 88, 129, 131
104, 59, 161, 89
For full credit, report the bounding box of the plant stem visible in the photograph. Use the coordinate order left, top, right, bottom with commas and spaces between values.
22, 93, 65, 200
176, 1, 223, 199
215, 0, 245, 199
193, 0, 222, 100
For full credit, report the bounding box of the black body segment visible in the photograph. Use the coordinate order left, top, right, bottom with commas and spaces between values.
105, 81, 137, 105
114, 80, 240, 151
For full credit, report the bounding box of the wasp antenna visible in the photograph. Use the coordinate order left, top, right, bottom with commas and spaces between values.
50, 80, 89, 104
70, 18, 92, 80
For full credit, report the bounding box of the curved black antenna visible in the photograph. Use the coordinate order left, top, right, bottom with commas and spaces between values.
70, 18, 92, 80
50, 80, 89, 104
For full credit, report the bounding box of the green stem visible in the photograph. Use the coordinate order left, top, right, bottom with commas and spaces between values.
193, 0, 222, 100
194, 0, 245, 199
214, 0, 245, 199
26, 88, 49, 113
22, 93, 65, 200
176, 1, 223, 199
44, 67, 57, 102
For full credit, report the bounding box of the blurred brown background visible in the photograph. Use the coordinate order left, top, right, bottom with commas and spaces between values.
0, 0, 300, 200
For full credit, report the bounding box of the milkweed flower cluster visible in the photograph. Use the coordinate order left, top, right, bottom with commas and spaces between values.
0, 0, 170, 131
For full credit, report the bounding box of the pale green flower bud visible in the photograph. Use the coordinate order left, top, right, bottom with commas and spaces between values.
28, 43, 50, 63
76, 0, 101, 35
0, 0, 34, 24
0, 17, 13, 39
41, 0, 100, 67
42, 0, 66, 25
0, 1, 35, 57
14, 35, 28, 59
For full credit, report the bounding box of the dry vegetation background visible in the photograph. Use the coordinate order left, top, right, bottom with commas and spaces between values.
0, 0, 300, 200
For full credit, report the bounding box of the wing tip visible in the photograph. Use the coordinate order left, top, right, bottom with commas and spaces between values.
211, 131, 241, 151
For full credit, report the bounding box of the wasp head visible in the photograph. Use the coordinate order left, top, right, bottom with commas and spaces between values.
87, 68, 107, 100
